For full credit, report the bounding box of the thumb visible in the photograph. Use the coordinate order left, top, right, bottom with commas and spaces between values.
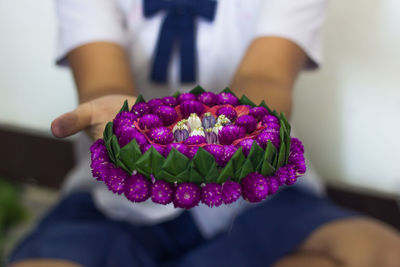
51, 102, 92, 138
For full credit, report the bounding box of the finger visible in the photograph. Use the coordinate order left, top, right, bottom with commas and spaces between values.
51, 102, 92, 138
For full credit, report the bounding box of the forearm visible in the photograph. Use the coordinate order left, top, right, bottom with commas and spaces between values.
67, 42, 137, 103
231, 75, 293, 118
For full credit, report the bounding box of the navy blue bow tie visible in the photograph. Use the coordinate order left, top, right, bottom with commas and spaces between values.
144, 0, 217, 83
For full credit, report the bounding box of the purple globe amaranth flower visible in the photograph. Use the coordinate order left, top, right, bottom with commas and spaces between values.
222, 181, 241, 204
148, 98, 164, 113
217, 92, 239, 106
261, 114, 279, 126
139, 114, 163, 130
198, 92, 217, 106
162, 96, 178, 107
124, 173, 151, 202
262, 123, 280, 134
274, 167, 288, 186
105, 165, 128, 195
202, 112, 216, 129
290, 137, 305, 154
113, 112, 139, 136
218, 125, 246, 145
151, 180, 174, 205
241, 173, 269, 203
201, 183, 223, 207
118, 126, 139, 147
216, 106, 237, 121
173, 182, 201, 209
221, 145, 237, 166
141, 143, 165, 155
249, 106, 269, 121
235, 115, 257, 134
267, 177, 279, 195
132, 131, 149, 148
184, 135, 206, 145
203, 144, 225, 166
284, 165, 297, 185
164, 143, 188, 157
180, 100, 205, 118
237, 139, 255, 157
185, 146, 199, 159
90, 139, 108, 163
177, 92, 197, 103
131, 102, 151, 117
205, 128, 218, 144
256, 131, 280, 149
154, 105, 178, 126
91, 161, 109, 181
288, 153, 307, 175
148, 127, 174, 145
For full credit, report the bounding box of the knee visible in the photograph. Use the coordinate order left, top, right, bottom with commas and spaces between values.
301, 218, 400, 267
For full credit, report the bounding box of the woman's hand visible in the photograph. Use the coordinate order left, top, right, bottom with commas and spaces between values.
51, 94, 136, 140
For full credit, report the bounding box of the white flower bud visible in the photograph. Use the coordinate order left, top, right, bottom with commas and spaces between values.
190, 127, 205, 137
187, 113, 202, 132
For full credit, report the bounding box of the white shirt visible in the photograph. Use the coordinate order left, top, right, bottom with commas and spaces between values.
56, 0, 327, 238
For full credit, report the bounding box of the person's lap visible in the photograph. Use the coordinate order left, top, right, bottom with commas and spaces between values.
9, 186, 391, 267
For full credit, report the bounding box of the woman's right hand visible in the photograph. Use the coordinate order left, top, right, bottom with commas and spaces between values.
51, 94, 136, 140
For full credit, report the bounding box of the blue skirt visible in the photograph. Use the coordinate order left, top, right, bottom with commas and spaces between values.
9, 187, 359, 267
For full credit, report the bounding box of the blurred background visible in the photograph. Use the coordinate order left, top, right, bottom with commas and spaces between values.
0, 0, 399, 263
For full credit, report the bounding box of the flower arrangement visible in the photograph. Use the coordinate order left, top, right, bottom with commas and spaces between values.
90, 86, 306, 209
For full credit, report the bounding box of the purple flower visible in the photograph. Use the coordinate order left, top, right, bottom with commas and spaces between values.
139, 114, 163, 130
184, 135, 206, 145
173, 182, 201, 209
261, 114, 279, 126
164, 143, 188, 157
291, 137, 305, 154
131, 102, 151, 117
151, 180, 174, 204
198, 92, 217, 106
162, 96, 178, 107
141, 143, 165, 155
284, 165, 297, 185
91, 161, 110, 181
133, 131, 149, 147
217, 92, 239, 106
174, 128, 189, 142
235, 115, 257, 134
237, 139, 255, 157
185, 146, 199, 159
118, 126, 139, 147
90, 139, 108, 164
273, 167, 288, 186
113, 112, 139, 137
267, 178, 279, 195
216, 106, 237, 121
177, 92, 197, 103
218, 125, 246, 145
205, 128, 218, 144
148, 127, 174, 145
180, 100, 205, 118
222, 181, 241, 204
124, 173, 151, 202
249, 107, 269, 121
241, 173, 269, 203
202, 112, 216, 129
148, 98, 164, 113
203, 144, 225, 166
154, 105, 178, 126
105, 165, 128, 195
221, 145, 237, 166
256, 131, 280, 149
201, 183, 223, 207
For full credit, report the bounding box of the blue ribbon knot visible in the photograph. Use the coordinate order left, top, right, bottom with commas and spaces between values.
144, 0, 217, 83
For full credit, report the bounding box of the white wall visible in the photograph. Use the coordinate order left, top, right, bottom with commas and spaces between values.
1, 0, 399, 194
292, 0, 400, 194
0, 0, 76, 134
